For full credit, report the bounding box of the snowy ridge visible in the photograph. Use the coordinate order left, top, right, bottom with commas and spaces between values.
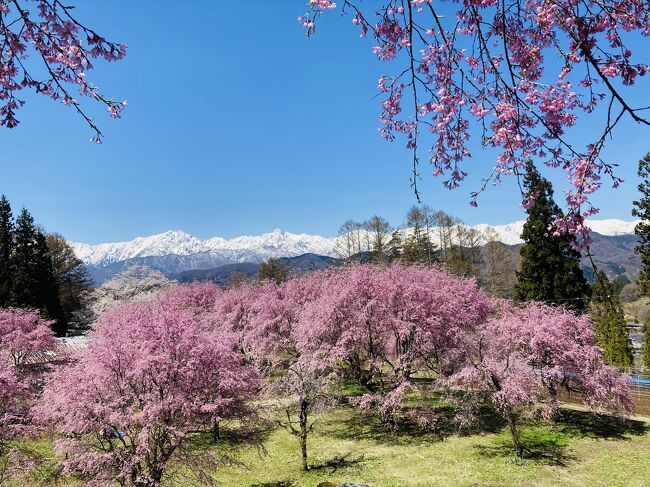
71, 219, 639, 267
473, 219, 638, 245
71, 229, 337, 266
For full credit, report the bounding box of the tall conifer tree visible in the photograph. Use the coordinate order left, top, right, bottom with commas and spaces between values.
514, 163, 589, 311
11, 207, 39, 308
11, 207, 64, 335
591, 271, 633, 367
633, 153, 650, 368
633, 153, 650, 295
387, 230, 403, 263
0, 195, 13, 307
34, 231, 64, 334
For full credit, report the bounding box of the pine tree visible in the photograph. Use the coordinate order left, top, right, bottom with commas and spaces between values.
11, 208, 65, 334
0, 195, 13, 307
34, 231, 64, 334
11, 207, 39, 308
387, 230, 403, 263
642, 318, 650, 372
591, 271, 633, 367
514, 162, 589, 311
632, 153, 650, 368
633, 153, 650, 296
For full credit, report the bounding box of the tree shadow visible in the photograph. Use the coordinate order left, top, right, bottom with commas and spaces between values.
475, 431, 576, 467
322, 409, 441, 446
249, 481, 295, 487
309, 452, 366, 474
323, 404, 506, 446
555, 409, 647, 440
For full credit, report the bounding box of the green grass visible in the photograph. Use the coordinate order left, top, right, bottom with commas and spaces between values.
9, 407, 650, 487
206, 408, 650, 487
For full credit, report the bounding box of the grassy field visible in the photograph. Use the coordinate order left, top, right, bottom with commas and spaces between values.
12, 406, 650, 487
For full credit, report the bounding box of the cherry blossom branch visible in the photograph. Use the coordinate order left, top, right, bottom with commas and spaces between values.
301, 0, 650, 245
0, 0, 126, 141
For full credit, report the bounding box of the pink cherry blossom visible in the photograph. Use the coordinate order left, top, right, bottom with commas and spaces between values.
0, 1, 127, 141
0, 308, 56, 367
36, 294, 259, 486
302, 0, 650, 243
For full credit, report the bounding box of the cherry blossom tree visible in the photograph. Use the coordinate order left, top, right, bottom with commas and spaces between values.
446, 300, 631, 457
0, 307, 56, 367
0, 0, 127, 141
156, 281, 222, 329
302, 0, 650, 242
302, 264, 493, 427
246, 274, 332, 471
0, 361, 25, 483
36, 296, 259, 487
91, 265, 175, 320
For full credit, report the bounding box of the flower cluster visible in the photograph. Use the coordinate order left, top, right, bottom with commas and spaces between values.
0, 0, 127, 141
302, 0, 650, 244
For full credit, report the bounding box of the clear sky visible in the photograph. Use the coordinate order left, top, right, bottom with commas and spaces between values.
2, 2, 649, 244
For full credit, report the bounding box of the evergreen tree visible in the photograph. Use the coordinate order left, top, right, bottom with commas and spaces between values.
0, 195, 13, 307
401, 232, 420, 265
34, 232, 64, 333
387, 230, 403, 263
405, 206, 437, 266
514, 162, 589, 311
590, 271, 633, 367
11, 207, 39, 308
642, 318, 650, 372
633, 153, 650, 296
11, 208, 64, 335
401, 227, 436, 266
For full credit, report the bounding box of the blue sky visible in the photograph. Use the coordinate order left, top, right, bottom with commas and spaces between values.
2, 2, 649, 244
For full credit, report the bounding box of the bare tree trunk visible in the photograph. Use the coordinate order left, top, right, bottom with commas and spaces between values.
212, 420, 220, 442
504, 406, 524, 458
299, 397, 309, 471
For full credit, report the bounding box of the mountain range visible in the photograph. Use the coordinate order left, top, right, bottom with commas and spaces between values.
70, 219, 641, 285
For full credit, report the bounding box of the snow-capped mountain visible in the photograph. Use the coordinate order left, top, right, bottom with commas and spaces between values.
472, 219, 639, 246
71, 229, 337, 267
72, 219, 638, 269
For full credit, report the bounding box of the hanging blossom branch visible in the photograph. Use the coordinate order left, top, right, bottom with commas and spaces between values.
300, 0, 650, 245
0, 0, 126, 142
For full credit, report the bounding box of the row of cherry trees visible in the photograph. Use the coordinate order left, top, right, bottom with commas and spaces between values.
0, 264, 633, 484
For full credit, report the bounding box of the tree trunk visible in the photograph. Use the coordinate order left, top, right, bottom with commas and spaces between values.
505, 407, 524, 458
299, 398, 309, 471
212, 420, 220, 442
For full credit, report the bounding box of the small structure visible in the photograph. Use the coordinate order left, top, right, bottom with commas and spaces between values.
23, 335, 89, 365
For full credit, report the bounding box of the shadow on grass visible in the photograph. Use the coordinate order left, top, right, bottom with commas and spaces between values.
475, 409, 647, 467
475, 431, 576, 467
323, 409, 440, 446
249, 481, 295, 487
189, 423, 274, 452
309, 452, 366, 474
556, 409, 647, 440
323, 404, 506, 446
